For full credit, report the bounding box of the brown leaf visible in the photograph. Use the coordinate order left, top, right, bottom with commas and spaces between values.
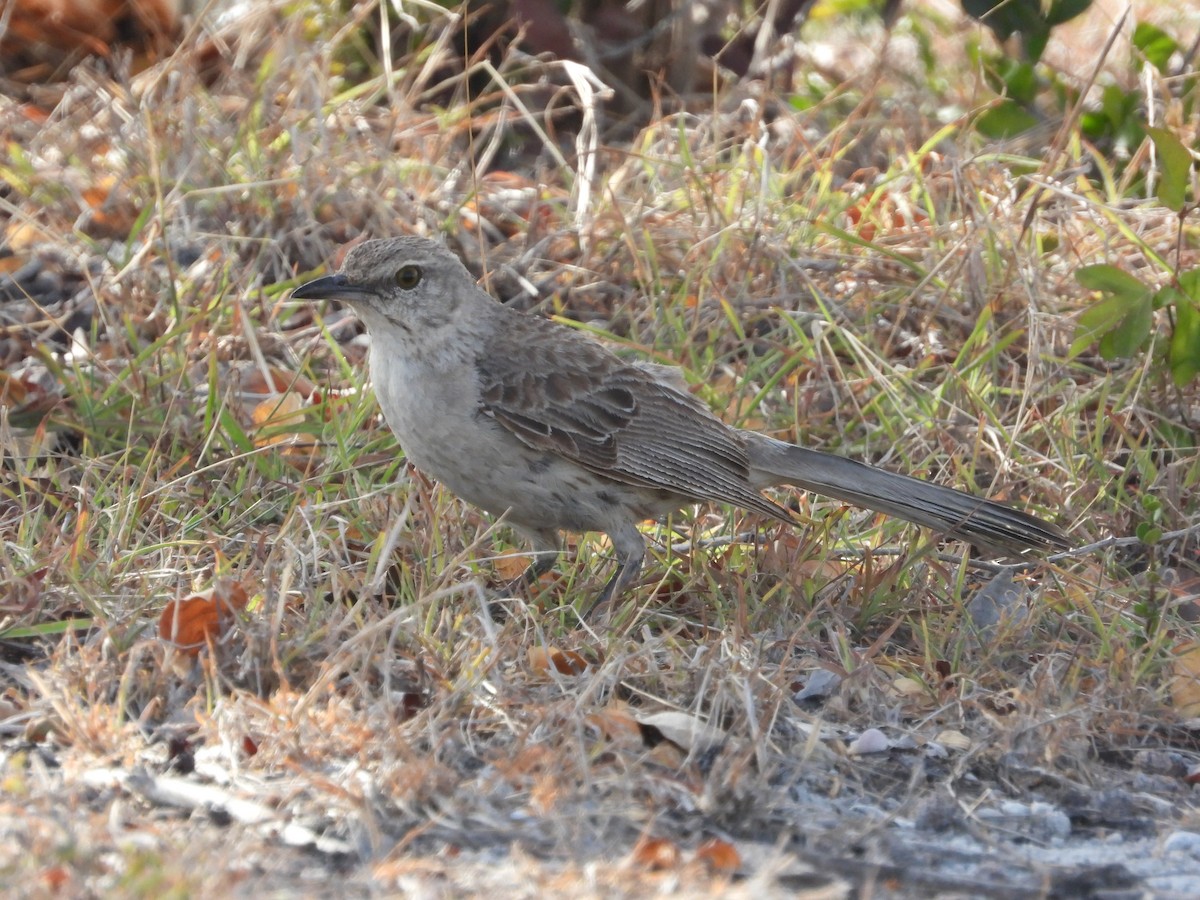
493, 553, 534, 581
251, 390, 306, 436
585, 703, 643, 745
630, 836, 681, 870
1170, 641, 1200, 717
695, 837, 740, 872
40, 866, 71, 892
634, 710, 726, 753
527, 645, 589, 676
158, 581, 249, 654
243, 365, 318, 399
251, 390, 319, 470
1, 0, 181, 75
5, 221, 51, 251
0, 371, 29, 407
645, 741, 686, 768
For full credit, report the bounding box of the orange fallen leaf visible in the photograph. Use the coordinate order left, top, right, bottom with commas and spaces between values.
81, 174, 117, 209
40, 866, 71, 891
159, 581, 249, 654
631, 836, 680, 870
5, 221, 51, 251
252, 390, 306, 436
1, 0, 181, 74
585, 703, 643, 744
243, 366, 318, 399
19, 103, 49, 123
0, 371, 30, 406
645, 741, 686, 768
493, 553, 534, 581
695, 837, 740, 872
528, 645, 589, 676
251, 390, 320, 470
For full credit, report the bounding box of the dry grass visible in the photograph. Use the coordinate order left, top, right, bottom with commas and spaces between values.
1, 1, 1199, 895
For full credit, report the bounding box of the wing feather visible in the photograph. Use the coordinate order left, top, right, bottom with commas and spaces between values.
477, 316, 790, 523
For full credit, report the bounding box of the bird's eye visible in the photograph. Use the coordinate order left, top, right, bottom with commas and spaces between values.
394, 265, 422, 290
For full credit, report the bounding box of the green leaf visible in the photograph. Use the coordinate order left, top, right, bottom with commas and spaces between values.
975, 100, 1039, 138
1080, 110, 1109, 140
1072, 266, 1155, 359
1178, 269, 1200, 299
1098, 292, 1152, 359
219, 407, 255, 455
1133, 22, 1178, 73
1076, 264, 1151, 299
0, 618, 96, 640
996, 60, 1038, 104
1168, 288, 1200, 386
1070, 294, 1128, 357
1022, 27, 1051, 64
1135, 522, 1162, 544
1046, 0, 1093, 26
1145, 125, 1192, 211
1100, 84, 1140, 132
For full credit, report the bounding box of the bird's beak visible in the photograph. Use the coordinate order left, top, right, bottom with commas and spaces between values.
291, 273, 372, 302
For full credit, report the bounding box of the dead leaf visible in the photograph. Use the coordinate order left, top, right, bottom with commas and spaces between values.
646, 741, 686, 768
794, 667, 842, 703
848, 728, 890, 755
1, 0, 181, 77
695, 837, 741, 872
634, 710, 726, 754
77, 174, 139, 239
251, 390, 319, 470
585, 703, 643, 745
935, 729, 971, 751
527, 645, 589, 676
5, 221, 51, 251
1170, 642, 1200, 717
0, 371, 29, 407
243, 365, 318, 399
493, 553, 534, 581
40, 866, 71, 892
630, 836, 681, 870
252, 390, 307, 437
890, 676, 926, 699
159, 581, 250, 654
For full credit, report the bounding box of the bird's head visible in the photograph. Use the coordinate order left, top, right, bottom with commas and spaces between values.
292, 236, 482, 334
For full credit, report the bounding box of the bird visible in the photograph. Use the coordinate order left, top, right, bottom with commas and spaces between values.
292, 236, 1069, 615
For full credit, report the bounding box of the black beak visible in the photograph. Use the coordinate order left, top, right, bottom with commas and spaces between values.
291, 273, 372, 302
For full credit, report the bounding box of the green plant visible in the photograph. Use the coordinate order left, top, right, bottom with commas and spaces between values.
962, 0, 1093, 63
1071, 125, 1200, 388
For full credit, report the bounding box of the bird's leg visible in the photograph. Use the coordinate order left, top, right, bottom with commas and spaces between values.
489, 528, 559, 621
522, 538, 561, 583
581, 524, 645, 619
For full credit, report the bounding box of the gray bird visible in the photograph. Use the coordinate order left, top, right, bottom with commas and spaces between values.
293, 237, 1068, 614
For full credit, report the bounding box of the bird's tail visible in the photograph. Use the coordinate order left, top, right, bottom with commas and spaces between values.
744, 434, 1069, 556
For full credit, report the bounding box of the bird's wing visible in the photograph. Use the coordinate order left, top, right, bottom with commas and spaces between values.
476, 318, 790, 522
